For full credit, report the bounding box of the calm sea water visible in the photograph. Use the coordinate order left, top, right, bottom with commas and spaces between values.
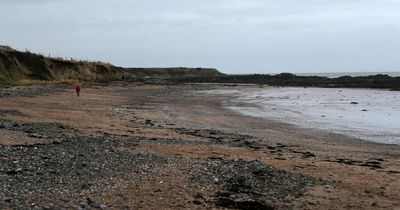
294, 72, 400, 78
226, 87, 400, 145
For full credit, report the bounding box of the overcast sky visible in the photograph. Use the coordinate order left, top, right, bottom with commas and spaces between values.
1, 0, 399, 74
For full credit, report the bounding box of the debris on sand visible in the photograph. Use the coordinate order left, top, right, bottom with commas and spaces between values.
188, 158, 329, 209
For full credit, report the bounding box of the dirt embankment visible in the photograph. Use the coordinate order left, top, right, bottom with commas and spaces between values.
0, 45, 223, 86
0, 46, 124, 85
121, 67, 223, 80
0, 83, 399, 209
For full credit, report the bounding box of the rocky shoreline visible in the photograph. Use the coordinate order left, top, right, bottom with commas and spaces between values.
0, 117, 327, 209
0, 83, 399, 209
171, 73, 400, 90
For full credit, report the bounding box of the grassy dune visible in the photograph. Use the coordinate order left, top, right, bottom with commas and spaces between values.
0, 45, 123, 85
0, 45, 223, 86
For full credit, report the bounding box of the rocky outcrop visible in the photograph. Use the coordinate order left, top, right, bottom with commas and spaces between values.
172, 73, 400, 90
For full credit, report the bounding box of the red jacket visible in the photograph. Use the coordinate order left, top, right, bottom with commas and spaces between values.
75, 85, 81, 92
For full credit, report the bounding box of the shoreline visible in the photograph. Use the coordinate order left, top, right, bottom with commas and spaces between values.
206, 86, 400, 145
0, 82, 399, 209
172, 73, 400, 90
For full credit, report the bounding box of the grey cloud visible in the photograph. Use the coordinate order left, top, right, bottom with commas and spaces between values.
0, 0, 399, 73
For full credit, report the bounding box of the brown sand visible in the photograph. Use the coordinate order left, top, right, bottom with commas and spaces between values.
0, 83, 399, 209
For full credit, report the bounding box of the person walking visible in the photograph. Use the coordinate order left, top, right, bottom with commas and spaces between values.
75, 84, 81, 97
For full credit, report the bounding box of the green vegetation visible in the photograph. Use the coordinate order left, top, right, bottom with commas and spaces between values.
0, 45, 123, 86
0, 45, 223, 86
122, 67, 223, 80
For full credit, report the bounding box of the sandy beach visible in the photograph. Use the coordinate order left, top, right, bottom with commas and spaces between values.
1, 83, 399, 209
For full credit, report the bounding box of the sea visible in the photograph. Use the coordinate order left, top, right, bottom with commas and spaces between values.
205, 86, 400, 145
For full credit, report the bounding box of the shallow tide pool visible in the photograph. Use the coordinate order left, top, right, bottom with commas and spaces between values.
212, 87, 400, 145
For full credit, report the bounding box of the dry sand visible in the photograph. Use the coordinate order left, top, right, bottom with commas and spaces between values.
0, 83, 399, 209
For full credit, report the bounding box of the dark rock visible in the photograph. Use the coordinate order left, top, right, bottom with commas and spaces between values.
217, 198, 274, 210
302, 152, 316, 158
194, 192, 205, 200
80, 201, 90, 209
58, 125, 66, 129
327, 158, 384, 170
0, 109, 26, 116
81, 184, 90, 190
387, 170, 400, 174
144, 119, 155, 126
53, 139, 63, 144
86, 197, 95, 205
6, 168, 23, 175
193, 199, 204, 205
172, 74, 400, 90
208, 157, 224, 161
3, 197, 13, 202
189, 159, 330, 209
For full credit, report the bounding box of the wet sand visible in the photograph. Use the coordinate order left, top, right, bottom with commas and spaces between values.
0, 83, 399, 209
212, 87, 400, 144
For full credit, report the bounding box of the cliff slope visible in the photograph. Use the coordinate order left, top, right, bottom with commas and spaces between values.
0, 45, 223, 85
0, 46, 123, 85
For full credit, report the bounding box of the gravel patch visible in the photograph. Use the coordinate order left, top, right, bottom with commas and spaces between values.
0, 114, 330, 209
188, 158, 329, 209
0, 118, 172, 209
0, 109, 26, 117
0, 85, 69, 98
